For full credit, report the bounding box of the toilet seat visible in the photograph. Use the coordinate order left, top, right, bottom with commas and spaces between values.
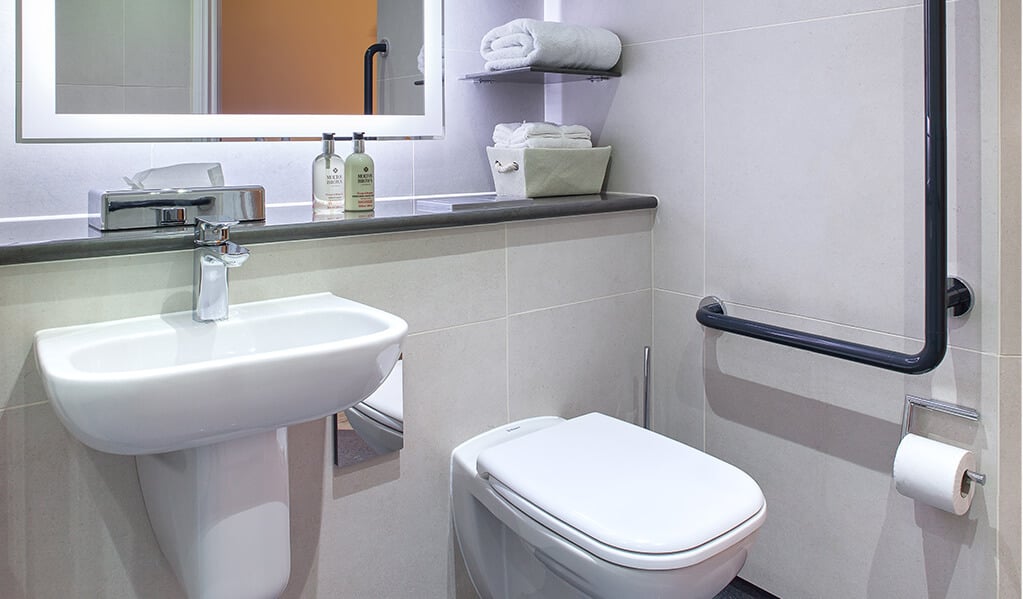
476, 412, 766, 570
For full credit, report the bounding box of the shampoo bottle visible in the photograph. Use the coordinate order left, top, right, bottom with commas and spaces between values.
344, 132, 375, 211
312, 133, 344, 213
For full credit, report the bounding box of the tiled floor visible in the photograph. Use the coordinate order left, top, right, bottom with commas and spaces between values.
714, 577, 780, 599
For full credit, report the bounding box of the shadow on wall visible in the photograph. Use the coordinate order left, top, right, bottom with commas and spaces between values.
699, 333, 992, 597
701, 336, 903, 474
0, 355, 183, 597
867, 491, 983, 598
283, 418, 328, 598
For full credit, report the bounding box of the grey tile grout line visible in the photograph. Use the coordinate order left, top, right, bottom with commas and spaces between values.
504, 223, 511, 424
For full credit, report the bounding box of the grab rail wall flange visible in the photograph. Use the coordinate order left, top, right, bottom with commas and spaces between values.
694, 0, 973, 375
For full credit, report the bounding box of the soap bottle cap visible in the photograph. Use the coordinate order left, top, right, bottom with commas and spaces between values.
353, 132, 365, 153
322, 132, 335, 155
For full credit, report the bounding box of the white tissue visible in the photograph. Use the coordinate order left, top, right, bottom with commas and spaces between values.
893, 433, 976, 515
124, 163, 225, 190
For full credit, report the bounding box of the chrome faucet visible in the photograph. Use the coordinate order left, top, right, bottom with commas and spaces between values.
193, 216, 249, 322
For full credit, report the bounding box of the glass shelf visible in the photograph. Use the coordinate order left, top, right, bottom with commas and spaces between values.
460, 66, 621, 84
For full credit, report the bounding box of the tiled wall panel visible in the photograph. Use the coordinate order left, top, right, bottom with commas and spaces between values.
0, 212, 653, 598
561, 1, 1017, 598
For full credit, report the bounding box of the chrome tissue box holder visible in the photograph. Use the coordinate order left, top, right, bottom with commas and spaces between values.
88, 186, 266, 231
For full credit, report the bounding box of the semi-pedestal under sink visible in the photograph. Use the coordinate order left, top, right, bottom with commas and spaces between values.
34, 293, 408, 599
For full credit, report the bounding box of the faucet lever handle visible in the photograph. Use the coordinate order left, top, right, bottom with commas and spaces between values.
194, 216, 239, 246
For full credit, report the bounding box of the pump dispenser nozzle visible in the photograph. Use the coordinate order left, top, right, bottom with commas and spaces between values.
322, 132, 335, 155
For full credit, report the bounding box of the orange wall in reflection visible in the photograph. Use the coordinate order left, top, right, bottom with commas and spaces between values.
219, 0, 377, 114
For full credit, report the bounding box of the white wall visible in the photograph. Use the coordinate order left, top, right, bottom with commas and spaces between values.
3, 0, 544, 220
560, 1, 1020, 597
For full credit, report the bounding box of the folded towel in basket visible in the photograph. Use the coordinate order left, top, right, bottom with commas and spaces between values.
480, 19, 621, 72
501, 137, 594, 149
493, 122, 562, 145
560, 124, 592, 140
492, 122, 593, 149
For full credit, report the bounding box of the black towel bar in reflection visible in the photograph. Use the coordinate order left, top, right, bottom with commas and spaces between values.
696, 0, 972, 375
364, 41, 389, 115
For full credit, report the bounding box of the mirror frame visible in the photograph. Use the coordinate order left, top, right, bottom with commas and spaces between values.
20, 0, 444, 141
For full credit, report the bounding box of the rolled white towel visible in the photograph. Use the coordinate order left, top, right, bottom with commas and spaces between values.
481, 19, 621, 72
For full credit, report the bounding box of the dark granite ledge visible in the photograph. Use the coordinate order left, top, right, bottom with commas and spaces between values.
0, 192, 657, 266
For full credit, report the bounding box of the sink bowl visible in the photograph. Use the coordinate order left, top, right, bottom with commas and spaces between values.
34, 293, 408, 455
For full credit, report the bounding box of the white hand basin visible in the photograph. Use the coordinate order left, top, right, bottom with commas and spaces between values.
34, 292, 408, 455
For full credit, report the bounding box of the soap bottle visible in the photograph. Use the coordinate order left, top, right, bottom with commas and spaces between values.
312, 133, 344, 213
344, 132, 375, 211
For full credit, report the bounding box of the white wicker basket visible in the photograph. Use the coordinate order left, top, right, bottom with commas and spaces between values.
486, 146, 611, 198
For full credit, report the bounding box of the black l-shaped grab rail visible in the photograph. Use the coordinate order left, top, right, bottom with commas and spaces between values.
696, 0, 972, 375
364, 41, 389, 115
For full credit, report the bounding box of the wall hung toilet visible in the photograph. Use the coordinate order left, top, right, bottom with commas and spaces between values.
344, 360, 404, 455
451, 412, 766, 599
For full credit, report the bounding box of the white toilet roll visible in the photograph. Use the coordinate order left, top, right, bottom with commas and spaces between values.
893, 433, 976, 515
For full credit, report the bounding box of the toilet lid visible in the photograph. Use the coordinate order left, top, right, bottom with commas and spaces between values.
476, 412, 765, 559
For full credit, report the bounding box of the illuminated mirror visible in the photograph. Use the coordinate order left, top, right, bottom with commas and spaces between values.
20, 0, 443, 140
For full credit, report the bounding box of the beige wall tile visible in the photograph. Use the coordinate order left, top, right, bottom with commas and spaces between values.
998, 357, 1021, 598
508, 290, 652, 424
561, 0, 703, 43
232, 226, 508, 335
704, 9, 926, 338
0, 251, 193, 411
562, 38, 705, 296
286, 319, 508, 598
507, 211, 652, 313
651, 290, 705, 449
704, 0, 919, 34
998, 0, 1022, 358
0, 402, 184, 598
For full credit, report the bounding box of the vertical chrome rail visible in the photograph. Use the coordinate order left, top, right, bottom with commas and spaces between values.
642, 346, 651, 429
696, 0, 972, 375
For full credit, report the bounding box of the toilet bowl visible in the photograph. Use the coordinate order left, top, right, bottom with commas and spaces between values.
450, 413, 766, 599
344, 361, 403, 455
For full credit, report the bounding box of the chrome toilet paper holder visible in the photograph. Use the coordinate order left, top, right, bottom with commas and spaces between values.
901, 395, 986, 486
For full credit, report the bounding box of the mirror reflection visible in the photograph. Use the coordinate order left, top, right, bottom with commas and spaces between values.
334, 358, 404, 468
54, 0, 424, 116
